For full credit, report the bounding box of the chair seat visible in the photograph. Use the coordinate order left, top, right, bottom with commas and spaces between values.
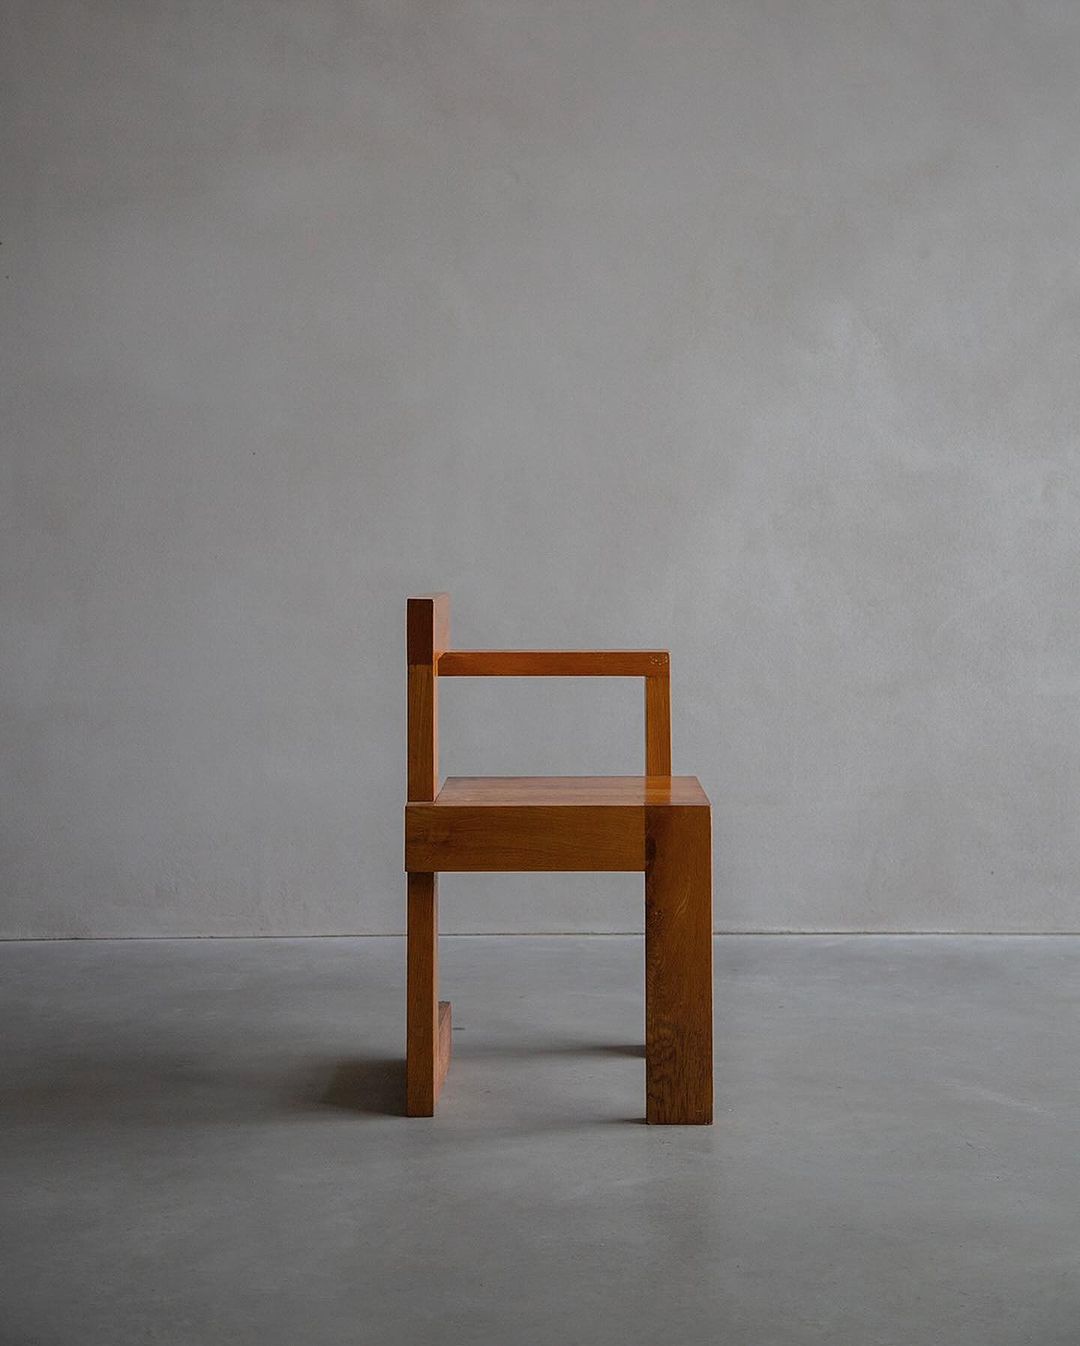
406, 776, 710, 873
434, 775, 709, 807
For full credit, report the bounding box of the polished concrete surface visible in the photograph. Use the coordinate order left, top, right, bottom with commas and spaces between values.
2, 935, 1078, 1345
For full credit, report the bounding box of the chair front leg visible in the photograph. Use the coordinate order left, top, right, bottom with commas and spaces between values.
406, 871, 451, 1115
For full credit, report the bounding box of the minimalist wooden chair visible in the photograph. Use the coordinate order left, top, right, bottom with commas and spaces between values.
404, 593, 713, 1124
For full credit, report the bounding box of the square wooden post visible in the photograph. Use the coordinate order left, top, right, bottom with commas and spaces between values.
644, 804, 713, 1124
644, 667, 671, 776
406, 595, 452, 1115
406, 871, 451, 1116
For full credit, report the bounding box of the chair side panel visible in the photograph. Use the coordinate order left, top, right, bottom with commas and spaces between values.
405, 804, 646, 871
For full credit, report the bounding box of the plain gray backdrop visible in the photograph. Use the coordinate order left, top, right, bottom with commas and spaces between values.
3, 0, 1079, 936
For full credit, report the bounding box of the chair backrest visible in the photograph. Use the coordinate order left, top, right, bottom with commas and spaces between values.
406, 593, 671, 802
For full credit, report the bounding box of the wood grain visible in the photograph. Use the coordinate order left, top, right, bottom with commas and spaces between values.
406, 594, 449, 803
406, 777, 709, 873
406, 665, 438, 802
645, 804, 713, 1124
433, 776, 708, 806
407, 803, 646, 872
407, 593, 451, 666
406, 871, 450, 1116
403, 592, 713, 1122
644, 672, 672, 776
437, 650, 668, 677
405, 597, 450, 1114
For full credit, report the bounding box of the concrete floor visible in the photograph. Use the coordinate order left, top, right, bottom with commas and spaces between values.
1, 936, 1078, 1345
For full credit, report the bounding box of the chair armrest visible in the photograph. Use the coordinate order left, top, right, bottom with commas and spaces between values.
436, 650, 668, 677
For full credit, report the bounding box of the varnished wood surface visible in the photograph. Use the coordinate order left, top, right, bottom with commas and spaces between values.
406, 594, 450, 804
403, 780, 705, 872
644, 673, 672, 776
407, 777, 709, 874
433, 776, 709, 806
407, 803, 647, 872
406, 872, 451, 1116
407, 593, 450, 666
406, 665, 438, 802
437, 650, 668, 677
403, 593, 713, 1123
645, 805, 714, 1124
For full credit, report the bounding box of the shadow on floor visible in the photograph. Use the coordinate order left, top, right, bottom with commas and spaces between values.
305, 1045, 640, 1115
539, 1042, 643, 1058
0, 1050, 410, 1125
454, 1041, 644, 1060
314, 1057, 406, 1116
1, 1043, 643, 1127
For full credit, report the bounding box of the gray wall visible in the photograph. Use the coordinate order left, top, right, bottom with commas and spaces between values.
3, 1, 1079, 936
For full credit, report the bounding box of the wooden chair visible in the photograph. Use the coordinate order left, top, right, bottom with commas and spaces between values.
404, 593, 713, 1124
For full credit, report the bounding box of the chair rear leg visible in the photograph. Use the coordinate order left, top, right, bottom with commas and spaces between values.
406, 871, 451, 1115
644, 806, 713, 1124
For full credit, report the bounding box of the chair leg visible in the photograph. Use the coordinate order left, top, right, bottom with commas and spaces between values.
644, 806, 713, 1124
406, 871, 451, 1116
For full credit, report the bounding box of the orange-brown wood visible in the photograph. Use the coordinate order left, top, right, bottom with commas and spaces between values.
437, 650, 668, 677
645, 805, 713, 1124
645, 672, 672, 776
407, 778, 709, 872
407, 803, 646, 872
406, 871, 451, 1115
405, 597, 451, 1113
407, 665, 438, 802
407, 593, 451, 667
406, 594, 449, 803
433, 776, 708, 806
402, 594, 713, 1124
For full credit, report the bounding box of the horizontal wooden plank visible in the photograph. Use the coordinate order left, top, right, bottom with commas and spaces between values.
436, 649, 669, 677
435, 776, 709, 807
406, 804, 647, 871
